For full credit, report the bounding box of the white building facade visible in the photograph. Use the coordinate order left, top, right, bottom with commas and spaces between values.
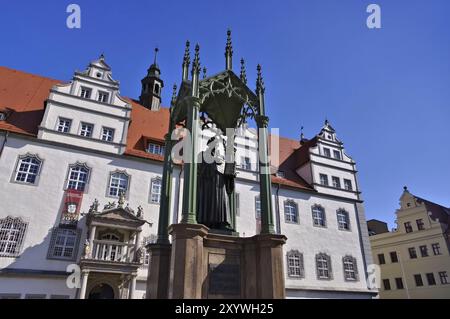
0, 49, 375, 299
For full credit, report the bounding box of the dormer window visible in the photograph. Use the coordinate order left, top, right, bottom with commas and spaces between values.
147, 143, 165, 156
0, 112, 6, 121
333, 150, 341, 160
323, 148, 331, 157
96, 72, 103, 78
98, 91, 109, 103
276, 171, 285, 178
80, 87, 92, 99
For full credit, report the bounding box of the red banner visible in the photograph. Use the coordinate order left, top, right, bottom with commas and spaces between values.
60, 189, 83, 227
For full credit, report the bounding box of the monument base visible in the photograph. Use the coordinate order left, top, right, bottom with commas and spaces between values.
147, 223, 287, 299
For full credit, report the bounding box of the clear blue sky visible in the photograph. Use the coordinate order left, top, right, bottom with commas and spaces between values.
1, 1, 449, 227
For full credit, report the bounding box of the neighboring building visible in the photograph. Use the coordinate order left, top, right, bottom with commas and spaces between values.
369, 187, 450, 299
0, 41, 375, 299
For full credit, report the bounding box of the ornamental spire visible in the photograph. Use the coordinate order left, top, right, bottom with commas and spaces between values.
225, 29, 233, 70
256, 64, 265, 94
171, 84, 178, 106
192, 44, 201, 76
182, 41, 191, 81
203, 67, 207, 79
153, 47, 159, 65
240, 58, 247, 84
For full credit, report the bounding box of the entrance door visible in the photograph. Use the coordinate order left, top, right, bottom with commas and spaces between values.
88, 283, 115, 299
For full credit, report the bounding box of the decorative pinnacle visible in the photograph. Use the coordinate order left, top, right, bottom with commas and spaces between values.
256, 64, 265, 93
240, 58, 247, 84
225, 29, 233, 70
192, 44, 201, 75
99, 53, 105, 60
154, 47, 159, 64
183, 41, 190, 66
300, 126, 305, 140
171, 84, 178, 105
203, 67, 207, 79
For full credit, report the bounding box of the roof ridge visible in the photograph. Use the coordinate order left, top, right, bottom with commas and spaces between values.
0, 66, 62, 83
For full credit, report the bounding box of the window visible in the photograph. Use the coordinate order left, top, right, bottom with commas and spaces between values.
241, 156, 251, 170
79, 122, 94, 138
336, 209, 350, 231
48, 228, 80, 260
316, 253, 332, 280
378, 253, 386, 265
66, 163, 90, 192
276, 171, 285, 178
284, 200, 298, 223
408, 247, 417, 259
108, 172, 129, 197
414, 274, 424, 287
98, 91, 109, 103
323, 148, 331, 157
439, 271, 448, 284
80, 87, 91, 99
382, 279, 391, 291
319, 174, 329, 186
426, 273, 436, 286
333, 150, 341, 160
343, 179, 353, 191
14, 154, 42, 185
432, 243, 441, 255
287, 250, 304, 278
57, 118, 72, 133
150, 178, 162, 204
255, 196, 261, 219
0, 216, 28, 257
343, 256, 358, 281
395, 277, 404, 289
101, 127, 115, 142
416, 219, 425, 230
419, 245, 428, 257
147, 143, 165, 156
235, 193, 240, 216
312, 205, 326, 227
390, 251, 398, 263
332, 176, 341, 188
142, 235, 157, 267
404, 222, 413, 233
0, 112, 6, 121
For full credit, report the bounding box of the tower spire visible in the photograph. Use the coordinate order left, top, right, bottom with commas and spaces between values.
225, 29, 233, 70
240, 58, 247, 84
256, 64, 265, 94
182, 41, 191, 81
192, 44, 201, 75
154, 47, 159, 65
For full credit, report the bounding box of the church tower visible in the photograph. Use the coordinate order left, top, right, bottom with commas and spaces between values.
140, 48, 164, 111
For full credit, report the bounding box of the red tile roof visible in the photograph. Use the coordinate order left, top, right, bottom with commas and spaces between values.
0, 66, 314, 191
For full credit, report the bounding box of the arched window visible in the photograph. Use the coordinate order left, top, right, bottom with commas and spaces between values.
66, 163, 90, 192
0, 216, 28, 257
343, 256, 359, 281
150, 178, 162, 204
337, 209, 350, 231
284, 200, 298, 223
312, 205, 326, 227
108, 171, 130, 197
14, 154, 42, 185
286, 250, 304, 278
316, 253, 332, 280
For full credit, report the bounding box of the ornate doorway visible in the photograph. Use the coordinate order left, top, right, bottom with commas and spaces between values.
88, 283, 115, 299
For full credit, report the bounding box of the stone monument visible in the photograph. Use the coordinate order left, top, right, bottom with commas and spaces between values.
146, 30, 286, 299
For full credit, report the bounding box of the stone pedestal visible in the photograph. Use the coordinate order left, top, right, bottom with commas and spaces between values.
146, 243, 172, 299
146, 223, 287, 299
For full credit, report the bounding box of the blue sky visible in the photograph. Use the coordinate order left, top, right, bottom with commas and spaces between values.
1, 1, 449, 227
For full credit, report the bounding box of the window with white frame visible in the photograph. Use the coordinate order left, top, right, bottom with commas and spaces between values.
14, 154, 42, 185
323, 148, 331, 158
287, 250, 304, 278
319, 174, 328, 186
98, 91, 109, 103
108, 172, 129, 197
333, 150, 341, 160
80, 122, 94, 138
0, 216, 28, 258
150, 178, 162, 204
101, 127, 115, 142
284, 200, 298, 223
241, 156, 252, 170
147, 143, 165, 156
66, 164, 90, 192
80, 87, 91, 99
343, 256, 358, 281
255, 196, 261, 219
316, 253, 332, 280
344, 179, 353, 191
332, 176, 341, 188
336, 209, 350, 231
47, 227, 80, 260
312, 205, 326, 227
57, 118, 72, 133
